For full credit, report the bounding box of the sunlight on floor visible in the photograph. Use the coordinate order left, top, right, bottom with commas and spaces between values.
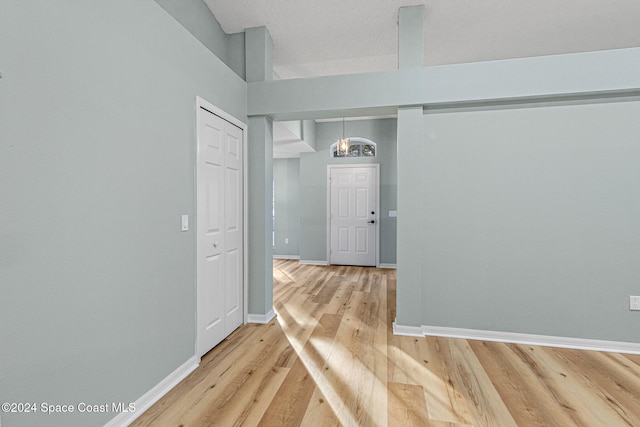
273, 270, 393, 426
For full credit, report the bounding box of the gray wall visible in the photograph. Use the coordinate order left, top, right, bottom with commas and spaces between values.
299, 119, 397, 264
419, 101, 640, 342
155, 0, 246, 79
0, 1, 246, 426
302, 120, 317, 150
273, 159, 301, 256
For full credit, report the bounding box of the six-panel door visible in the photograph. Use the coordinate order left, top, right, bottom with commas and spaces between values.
329, 166, 377, 266
197, 107, 243, 358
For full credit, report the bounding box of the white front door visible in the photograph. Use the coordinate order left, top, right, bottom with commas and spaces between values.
329, 165, 378, 266
196, 101, 244, 358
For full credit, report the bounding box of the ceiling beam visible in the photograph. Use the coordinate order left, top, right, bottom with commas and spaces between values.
248, 47, 640, 120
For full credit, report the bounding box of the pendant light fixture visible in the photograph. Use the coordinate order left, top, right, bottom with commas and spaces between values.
338, 117, 349, 156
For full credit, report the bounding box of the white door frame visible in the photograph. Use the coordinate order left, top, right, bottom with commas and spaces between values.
195, 96, 248, 360
326, 163, 380, 267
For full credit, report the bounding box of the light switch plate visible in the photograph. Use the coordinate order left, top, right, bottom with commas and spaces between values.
181, 215, 189, 231
630, 296, 640, 311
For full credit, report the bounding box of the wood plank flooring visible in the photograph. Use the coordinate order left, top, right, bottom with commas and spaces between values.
132, 260, 640, 426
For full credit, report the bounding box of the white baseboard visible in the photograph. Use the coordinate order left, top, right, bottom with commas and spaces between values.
105, 356, 199, 427
247, 308, 276, 324
299, 260, 329, 265
393, 323, 640, 355
273, 255, 300, 260
378, 263, 397, 269
392, 322, 424, 337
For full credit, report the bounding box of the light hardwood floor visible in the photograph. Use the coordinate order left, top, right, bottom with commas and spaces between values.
133, 260, 640, 426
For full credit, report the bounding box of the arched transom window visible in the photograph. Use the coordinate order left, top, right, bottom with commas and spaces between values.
330, 137, 377, 158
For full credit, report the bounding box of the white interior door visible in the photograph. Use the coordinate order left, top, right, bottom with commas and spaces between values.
197, 103, 243, 358
329, 165, 378, 266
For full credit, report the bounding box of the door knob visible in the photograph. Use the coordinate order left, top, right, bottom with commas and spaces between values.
213, 242, 218, 248
368, 220, 375, 224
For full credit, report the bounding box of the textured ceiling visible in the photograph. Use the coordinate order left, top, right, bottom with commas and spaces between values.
204, 0, 640, 80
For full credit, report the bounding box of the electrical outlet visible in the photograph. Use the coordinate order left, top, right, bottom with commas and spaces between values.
630, 296, 640, 311
284, 238, 289, 244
